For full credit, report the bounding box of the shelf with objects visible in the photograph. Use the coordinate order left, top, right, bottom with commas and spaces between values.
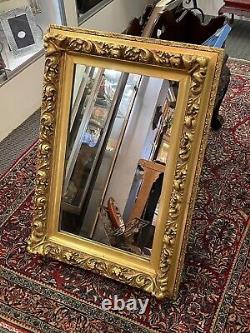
0, 0, 65, 85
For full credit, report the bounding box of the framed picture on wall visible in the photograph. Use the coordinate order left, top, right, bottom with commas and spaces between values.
0, 6, 42, 56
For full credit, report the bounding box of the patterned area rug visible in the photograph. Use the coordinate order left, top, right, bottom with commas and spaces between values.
0, 59, 249, 333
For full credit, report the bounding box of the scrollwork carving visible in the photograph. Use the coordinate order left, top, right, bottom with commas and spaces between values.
39, 34, 201, 74
44, 243, 156, 293
27, 34, 62, 253
155, 57, 208, 298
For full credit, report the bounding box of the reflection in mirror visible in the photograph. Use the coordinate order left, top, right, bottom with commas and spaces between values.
60, 64, 179, 258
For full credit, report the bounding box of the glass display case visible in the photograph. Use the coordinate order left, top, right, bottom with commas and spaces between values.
62, 66, 141, 221
0, 0, 65, 84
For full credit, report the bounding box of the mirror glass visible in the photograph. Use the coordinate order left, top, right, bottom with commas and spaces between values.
60, 64, 179, 258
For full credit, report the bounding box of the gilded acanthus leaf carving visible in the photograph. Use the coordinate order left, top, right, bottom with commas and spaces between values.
44, 243, 155, 293
27, 35, 62, 253
155, 57, 208, 297
40, 34, 204, 73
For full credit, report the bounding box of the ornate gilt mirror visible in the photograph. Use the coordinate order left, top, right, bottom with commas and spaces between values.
28, 24, 223, 299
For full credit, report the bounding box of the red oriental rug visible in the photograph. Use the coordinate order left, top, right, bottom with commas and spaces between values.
0, 59, 249, 333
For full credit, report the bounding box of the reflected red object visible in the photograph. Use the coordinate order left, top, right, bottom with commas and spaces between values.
224, 0, 250, 10
219, 0, 250, 20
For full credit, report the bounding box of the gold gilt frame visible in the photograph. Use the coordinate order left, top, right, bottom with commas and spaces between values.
28, 25, 223, 299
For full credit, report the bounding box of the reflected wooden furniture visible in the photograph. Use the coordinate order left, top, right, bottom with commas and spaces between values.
219, 0, 250, 23
128, 159, 165, 223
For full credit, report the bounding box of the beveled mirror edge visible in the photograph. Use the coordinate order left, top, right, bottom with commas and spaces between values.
27, 25, 224, 299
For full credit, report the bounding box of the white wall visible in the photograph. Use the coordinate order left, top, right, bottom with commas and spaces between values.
0, 0, 151, 141
80, 0, 150, 32
0, 57, 44, 140
0, 0, 29, 12
36, 0, 63, 30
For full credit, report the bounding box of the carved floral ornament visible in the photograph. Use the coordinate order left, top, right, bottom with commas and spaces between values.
27, 26, 223, 299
